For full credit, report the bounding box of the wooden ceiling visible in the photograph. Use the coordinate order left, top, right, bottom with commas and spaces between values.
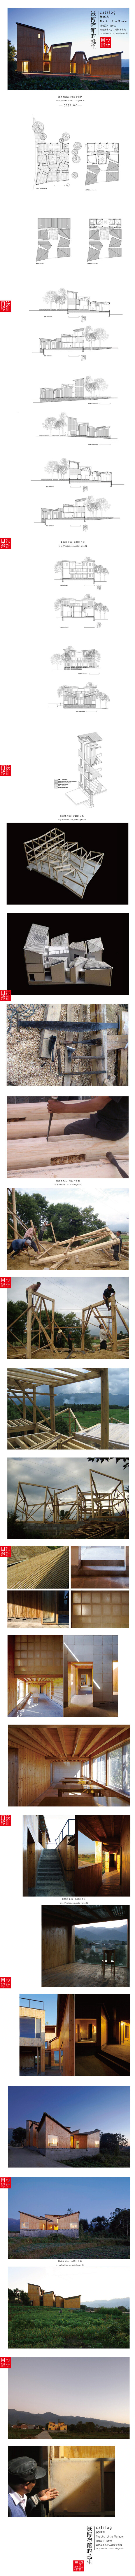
8, 1718, 130, 1764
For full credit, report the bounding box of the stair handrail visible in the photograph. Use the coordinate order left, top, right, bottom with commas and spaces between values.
55, 1816, 75, 1846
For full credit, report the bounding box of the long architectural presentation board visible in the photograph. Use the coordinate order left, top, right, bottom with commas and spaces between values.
0, 5, 133, 2567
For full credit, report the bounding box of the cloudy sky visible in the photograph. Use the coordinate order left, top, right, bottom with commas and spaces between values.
7, 1272, 129, 1323
7, 1447, 129, 1516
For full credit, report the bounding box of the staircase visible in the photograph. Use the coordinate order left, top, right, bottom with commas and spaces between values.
36, 1844, 64, 1897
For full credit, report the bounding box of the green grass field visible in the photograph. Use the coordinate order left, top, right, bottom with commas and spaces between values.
8, 2226, 130, 2265
8, 2294, 129, 2352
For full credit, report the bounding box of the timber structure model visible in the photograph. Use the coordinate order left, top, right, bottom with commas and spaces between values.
7, 1281, 129, 1361
6, 1004, 129, 1092
23, 928, 112, 988
7, 1095, 129, 1181
70, 1541, 129, 1631
24, 833, 103, 896
7, 1189, 129, 1274
7, 1356, 129, 1449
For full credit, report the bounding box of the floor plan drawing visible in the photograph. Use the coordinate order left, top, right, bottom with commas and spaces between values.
36, 217, 71, 261
88, 217, 122, 259
33, 121, 70, 185
86, 143, 119, 186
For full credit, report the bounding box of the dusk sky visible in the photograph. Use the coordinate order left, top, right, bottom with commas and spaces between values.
9, 2081, 130, 2140
9, 2349, 129, 2426
9, 2173, 130, 2225
7, 6, 130, 49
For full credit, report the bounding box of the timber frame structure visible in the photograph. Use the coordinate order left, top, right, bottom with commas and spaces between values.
7, 1360, 114, 1447
24, 832, 103, 897
7, 1189, 129, 1271
7, 1283, 129, 1361
9, 1466, 129, 1542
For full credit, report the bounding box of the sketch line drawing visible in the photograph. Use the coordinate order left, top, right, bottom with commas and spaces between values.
88, 217, 122, 260
55, 559, 108, 585
43, 462, 112, 484
40, 377, 109, 402
78, 736, 102, 800
55, 598, 108, 623
39, 292, 111, 314
39, 329, 111, 349
41, 501, 111, 524
52, 652, 101, 672
86, 143, 119, 186
36, 218, 71, 262
38, 417, 111, 439
58, 685, 109, 709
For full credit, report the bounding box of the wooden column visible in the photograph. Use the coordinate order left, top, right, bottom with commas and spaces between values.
12, 1187, 18, 1238
121, 1478, 128, 1522
81, 1309, 85, 1354
110, 1292, 117, 1353
26, 1287, 32, 1358
68, 1407, 71, 1436
33, 1386, 37, 1434
89, 1468, 95, 1520
49, 1381, 56, 1437
23, 1385, 27, 1442
51, 1300, 55, 1351
100, 1370, 109, 1447
76, 1486, 79, 1522
43, 1487, 47, 1524
14, 1481, 20, 1521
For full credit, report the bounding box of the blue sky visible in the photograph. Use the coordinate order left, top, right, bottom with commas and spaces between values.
20, 1992, 58, 2018
9, 2080, 130, 2139
9, 2172, 130, 2224
9, 2347, 129, 2424
8, 8, 97, 51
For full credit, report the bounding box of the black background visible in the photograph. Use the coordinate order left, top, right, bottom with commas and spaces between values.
7, 821, 128, 911
7, 905, 129, 996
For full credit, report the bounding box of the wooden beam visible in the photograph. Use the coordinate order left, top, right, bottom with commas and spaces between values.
49, 1381, 56, 1437
110, 1293, 117, 1354
100, 1370, 109, 1446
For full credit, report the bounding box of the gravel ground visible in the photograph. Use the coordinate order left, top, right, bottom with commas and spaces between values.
7, 1007, 128, 1091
